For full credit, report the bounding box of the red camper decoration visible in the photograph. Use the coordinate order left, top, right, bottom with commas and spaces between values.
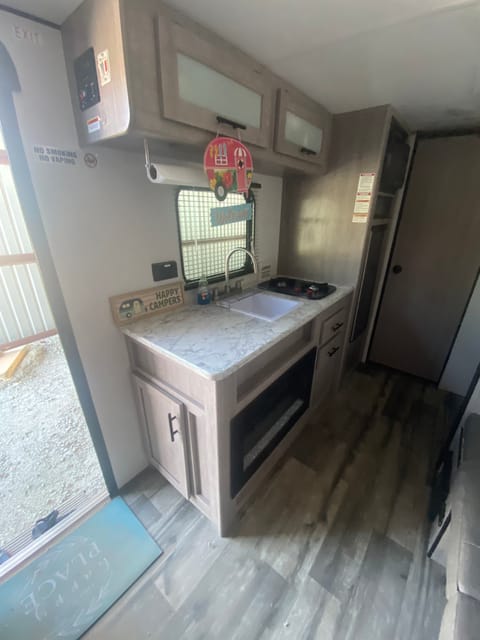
203, 136, 253, 201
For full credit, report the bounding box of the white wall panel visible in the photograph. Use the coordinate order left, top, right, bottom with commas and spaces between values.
0, 10, 283, 486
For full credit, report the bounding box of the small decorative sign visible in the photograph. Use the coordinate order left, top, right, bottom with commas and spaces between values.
203, 136, 253, 201
109, 282, 184, 326
211, 202, 253, 227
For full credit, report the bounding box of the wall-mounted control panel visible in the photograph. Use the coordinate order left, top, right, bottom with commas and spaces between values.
74, 47, 100, 112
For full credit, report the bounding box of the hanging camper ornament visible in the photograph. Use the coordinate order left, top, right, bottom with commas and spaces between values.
203, 136, 253, 201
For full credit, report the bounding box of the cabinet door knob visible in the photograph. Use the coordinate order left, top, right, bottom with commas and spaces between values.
332, 322, 344, 331
328, 346, 340, 357
168, 413, 179, 442
392, 265, 403, 274
216, 115, 246, 130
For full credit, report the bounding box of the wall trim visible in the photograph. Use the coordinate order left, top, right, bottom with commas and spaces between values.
0, 5, 60, 29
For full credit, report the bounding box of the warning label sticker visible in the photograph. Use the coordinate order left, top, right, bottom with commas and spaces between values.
87, 116, 101, 134
33, 145, 78, 166
97, 49, 111, 86
353, 172, 376, 223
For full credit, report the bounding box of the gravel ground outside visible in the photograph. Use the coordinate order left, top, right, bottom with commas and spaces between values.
0, 335, 106, 549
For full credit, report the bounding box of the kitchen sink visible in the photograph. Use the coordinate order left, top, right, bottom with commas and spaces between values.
227, 292, 300, 322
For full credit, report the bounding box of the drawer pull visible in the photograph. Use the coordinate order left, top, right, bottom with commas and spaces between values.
300, 146, 317, 156
328, 346, 340, 357
332, 322, 344, 332
168, 413, 179, 442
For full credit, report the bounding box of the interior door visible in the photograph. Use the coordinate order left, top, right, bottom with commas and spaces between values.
370, 135, 480, 381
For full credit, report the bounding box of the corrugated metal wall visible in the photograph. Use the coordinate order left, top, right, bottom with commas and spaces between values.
0, 129, 56, 348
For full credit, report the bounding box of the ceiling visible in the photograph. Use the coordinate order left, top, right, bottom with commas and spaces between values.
3, 0, 480, 129
165, 0, 480, 130
2, 0, 82, 24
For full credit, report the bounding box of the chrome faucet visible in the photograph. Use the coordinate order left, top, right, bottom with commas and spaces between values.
224, 247, 258, 294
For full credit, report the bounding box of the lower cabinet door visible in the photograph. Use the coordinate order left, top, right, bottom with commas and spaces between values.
132, 374, 190, 499
311, 334, 344, 407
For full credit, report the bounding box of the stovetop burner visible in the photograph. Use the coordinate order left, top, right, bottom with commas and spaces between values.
258, 277, 336, 300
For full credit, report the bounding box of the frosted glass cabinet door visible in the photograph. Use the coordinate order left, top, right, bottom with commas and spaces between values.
157, 16, 273, 148
275, 88, 332, 168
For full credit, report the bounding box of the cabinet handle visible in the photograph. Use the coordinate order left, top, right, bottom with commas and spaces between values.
332, 322, 344, 331
328, 346, 340, 357
300, 146, 317, 156
168, 413, 179, 443
216, 115, 247, 131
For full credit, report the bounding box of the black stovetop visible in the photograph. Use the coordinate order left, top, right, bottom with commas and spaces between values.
258, 277, 336, 300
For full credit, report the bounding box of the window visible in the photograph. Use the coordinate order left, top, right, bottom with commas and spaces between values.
176, 187, 255, 287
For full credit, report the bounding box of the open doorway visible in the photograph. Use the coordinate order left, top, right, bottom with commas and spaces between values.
369, 134, 480, 384
0, 124, 107, 566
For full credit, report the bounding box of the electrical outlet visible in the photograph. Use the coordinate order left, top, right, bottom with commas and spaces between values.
152, 261, 178, 281
261, 264, 271, 280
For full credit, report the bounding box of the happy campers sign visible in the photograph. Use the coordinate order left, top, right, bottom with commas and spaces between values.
109, 282, 184, 326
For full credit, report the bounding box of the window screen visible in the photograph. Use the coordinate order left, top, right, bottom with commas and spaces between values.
176, 188, 255, 286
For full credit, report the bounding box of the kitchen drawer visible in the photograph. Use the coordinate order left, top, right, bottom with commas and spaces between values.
311, 332, 344, 408
320, 307, 347, 346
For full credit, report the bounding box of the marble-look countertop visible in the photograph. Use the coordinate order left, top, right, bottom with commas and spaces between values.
122, 285, 352, 381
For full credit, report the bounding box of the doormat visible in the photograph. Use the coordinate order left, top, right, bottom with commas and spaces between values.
0, 497, 162, 640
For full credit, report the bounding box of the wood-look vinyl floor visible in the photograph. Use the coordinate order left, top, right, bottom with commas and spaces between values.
85, 365, 454, 640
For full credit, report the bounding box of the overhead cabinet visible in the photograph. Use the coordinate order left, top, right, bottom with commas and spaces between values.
275, 89, 331, 168
62, 0, 332, 174
157, 16, 272, 148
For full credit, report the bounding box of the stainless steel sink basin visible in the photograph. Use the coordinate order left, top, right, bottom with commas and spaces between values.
227, 292, 300, 322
